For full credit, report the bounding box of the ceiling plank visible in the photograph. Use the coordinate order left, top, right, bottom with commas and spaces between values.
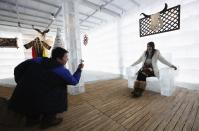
101, 0, 126, 14
0, 0, 64, 28
31, 0, 60, 8
80, 0, 118, 25
46, 6, 62, 29
80, 27, 89, 30
79, 19, 100, 25
0, 0, 52, 15
0, 13, 62, 27
129, 0, 140, 7
0, 23, 58, 33
80, 10, 98, 25
80, 24, 94, 28
0, 8, 63, 23
81, 0, 121, 17
79, 12, 104, 22
0, 19, 58, 30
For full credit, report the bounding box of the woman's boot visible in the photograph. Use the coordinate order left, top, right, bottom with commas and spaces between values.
131, 80, 140, 97
132, 81, 146, 97
138, 81, 146, 97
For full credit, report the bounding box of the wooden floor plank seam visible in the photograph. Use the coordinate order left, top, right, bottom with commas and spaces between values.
81, 97, 128, 130
138, 95, 178, 131
143, 91, 188, 131
154, 92, 188, 131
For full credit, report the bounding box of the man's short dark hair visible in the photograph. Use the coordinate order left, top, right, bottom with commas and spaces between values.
51, 47, 68, 59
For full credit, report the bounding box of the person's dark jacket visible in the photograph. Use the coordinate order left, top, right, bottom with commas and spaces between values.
8, 57, 82, 114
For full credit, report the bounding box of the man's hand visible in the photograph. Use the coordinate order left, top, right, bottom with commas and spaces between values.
171, 65, 177, 70
78, 63, 84, 70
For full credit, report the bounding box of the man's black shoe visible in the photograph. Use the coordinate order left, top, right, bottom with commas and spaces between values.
40, 118, 63, 129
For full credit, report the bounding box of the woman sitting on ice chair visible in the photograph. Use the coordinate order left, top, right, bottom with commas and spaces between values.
130, 42, 177, 97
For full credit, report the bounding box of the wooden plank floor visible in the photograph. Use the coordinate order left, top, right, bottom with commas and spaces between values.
0, 79, 199, 131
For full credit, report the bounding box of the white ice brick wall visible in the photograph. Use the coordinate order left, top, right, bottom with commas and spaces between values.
82, 0, 199, 88
0, 30, 25, 79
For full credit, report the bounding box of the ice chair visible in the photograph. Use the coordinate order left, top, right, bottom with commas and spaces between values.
126, 66, 177, 96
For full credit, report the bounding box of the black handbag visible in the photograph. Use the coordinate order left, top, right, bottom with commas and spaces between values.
139, 64, 154, 77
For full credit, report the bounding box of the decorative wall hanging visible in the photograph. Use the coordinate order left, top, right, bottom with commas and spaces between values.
53, 28, 65, 48
83, 34, 88, 46
24, 26, 51, 58
139, 3, 180, 37
0, 37, 18, 48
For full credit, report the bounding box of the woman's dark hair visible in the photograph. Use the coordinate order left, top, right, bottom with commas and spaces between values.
145, 41, 156, 58
51, 47, 68, 59
147, 41, 155, 49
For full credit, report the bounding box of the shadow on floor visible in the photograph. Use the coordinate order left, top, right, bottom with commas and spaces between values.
0, 97, 26, 129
